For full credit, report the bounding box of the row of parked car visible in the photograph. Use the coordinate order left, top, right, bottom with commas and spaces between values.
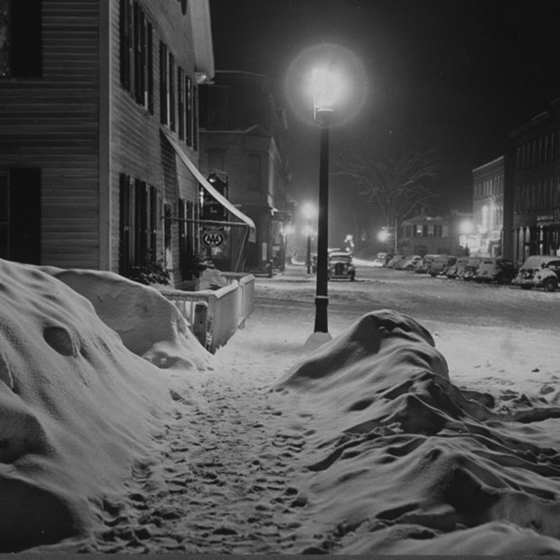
374, 252, 560, 292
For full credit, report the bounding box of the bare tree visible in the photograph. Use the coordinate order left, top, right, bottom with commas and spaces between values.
334, 144, 442, 234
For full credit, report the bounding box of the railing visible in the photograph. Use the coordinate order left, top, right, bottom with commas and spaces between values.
160, 274, 255, 353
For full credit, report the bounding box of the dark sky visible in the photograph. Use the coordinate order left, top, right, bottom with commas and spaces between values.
209, 0, 560, 239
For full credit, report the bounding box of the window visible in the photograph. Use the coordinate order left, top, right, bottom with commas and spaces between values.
186, 75, 193, 146
178, 67, 185, 140
120, 0, 153, 111
176, 0, 188, 14
193, 85, 198, 151
169, 53, 176, 131
0, 168, 41, 264
159, 42, 168, 125
0, 0, 42, 79
119, 174, 158, 274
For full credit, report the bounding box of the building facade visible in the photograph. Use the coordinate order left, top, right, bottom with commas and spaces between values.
509, 97, 560, 265
198, 71, 293, 274
471, 156, 514, 259
0, 0, 254, 284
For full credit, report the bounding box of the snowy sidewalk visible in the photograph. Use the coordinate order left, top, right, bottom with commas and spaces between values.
54, 286, 319, 554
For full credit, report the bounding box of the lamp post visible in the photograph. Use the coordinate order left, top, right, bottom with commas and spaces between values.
312, 64, 338, 333
302, 203, 315, 275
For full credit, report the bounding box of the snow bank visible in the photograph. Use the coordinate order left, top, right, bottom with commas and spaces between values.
0, 259, 205, 551
273, 309, 560, 554
40, 266, 211, 371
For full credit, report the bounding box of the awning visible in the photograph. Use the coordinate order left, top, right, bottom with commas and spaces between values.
161, 128, 256, 241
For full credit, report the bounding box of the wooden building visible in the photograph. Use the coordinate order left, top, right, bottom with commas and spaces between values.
0, 0, 254, 284
198, 71, 292, 274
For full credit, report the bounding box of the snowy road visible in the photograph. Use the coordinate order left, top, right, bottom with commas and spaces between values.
256, 264, 559, 397
258, 264, 559, 332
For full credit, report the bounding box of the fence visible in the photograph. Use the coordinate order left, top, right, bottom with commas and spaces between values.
160, 274, 255, 353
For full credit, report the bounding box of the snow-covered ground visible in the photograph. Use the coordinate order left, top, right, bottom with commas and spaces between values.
1, 258, 560, 554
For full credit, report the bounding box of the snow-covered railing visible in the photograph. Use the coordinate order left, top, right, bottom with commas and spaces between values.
160, 273, 255, 353
222, 272, 255, 327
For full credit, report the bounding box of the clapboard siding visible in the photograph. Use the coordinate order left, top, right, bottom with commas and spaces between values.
0, 0, 101, 269
0, 0, 207, 276
108, 0, 201, 276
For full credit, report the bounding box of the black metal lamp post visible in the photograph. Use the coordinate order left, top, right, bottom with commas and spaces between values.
302, 203, 315, 275
313, 108, 331, 332
311, 65, 337, 334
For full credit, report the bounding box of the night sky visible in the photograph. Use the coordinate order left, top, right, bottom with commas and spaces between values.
209, 0, 560, 240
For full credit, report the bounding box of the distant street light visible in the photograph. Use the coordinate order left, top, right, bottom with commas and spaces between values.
311, 63, 340, 333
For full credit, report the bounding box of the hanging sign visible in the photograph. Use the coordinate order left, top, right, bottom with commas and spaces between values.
202, 230, 225, 247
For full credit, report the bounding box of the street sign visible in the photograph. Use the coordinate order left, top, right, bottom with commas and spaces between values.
202, 230, 225, 247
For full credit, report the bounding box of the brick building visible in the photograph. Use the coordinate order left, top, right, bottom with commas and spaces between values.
0, 0, 254, 284
471, 156, 514, 259
509, 97, 560, 265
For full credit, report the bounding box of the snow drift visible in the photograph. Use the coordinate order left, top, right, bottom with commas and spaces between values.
0, 259, 208, 551
40, 266, 211, 371
274, 309, 560, 555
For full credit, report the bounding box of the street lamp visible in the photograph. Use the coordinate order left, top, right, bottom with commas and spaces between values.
311, 63, 340, 333
302, 203, 315, 274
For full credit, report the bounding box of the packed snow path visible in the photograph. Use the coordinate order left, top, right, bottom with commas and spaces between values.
54, 303, 317, 554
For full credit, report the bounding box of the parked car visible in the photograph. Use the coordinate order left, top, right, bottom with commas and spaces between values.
429, 255, 457, 277
446, 257, 470, 279
414, 254, 437, 274
460, 257, 482, 281
395, 254, 422, 271
328, 251, 356, 281
386, 254, 405, 268
474, 258, 517, 284
514, 255, 560, 292
372, 252, 393, 267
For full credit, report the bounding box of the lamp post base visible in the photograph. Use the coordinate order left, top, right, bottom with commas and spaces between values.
314, 295, 329, 333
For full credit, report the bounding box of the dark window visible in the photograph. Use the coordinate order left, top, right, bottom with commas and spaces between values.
119, 174, 158, 274
0, 0, 42, 79
169, 53, 176, 131
186, 75, 193, 146
176, 0, 188, 15
0, 168, 41, 264
178, 198, 187, 274
193, 85, 198, 151
178, 67, 185, 140
133, 1, 142, 100
159, 42, 168, 125
120, 0, 152, 111
119, 0, 131, 89
146, 23, 154, 113
119, 174, 135, 274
